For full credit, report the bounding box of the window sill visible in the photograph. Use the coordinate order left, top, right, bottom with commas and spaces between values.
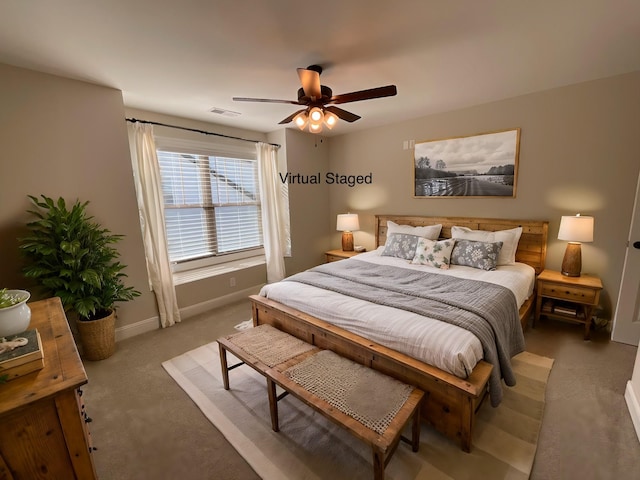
173, 256, 266, 285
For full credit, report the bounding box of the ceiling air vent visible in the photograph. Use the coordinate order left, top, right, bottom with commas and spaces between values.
209, 107, 241, 117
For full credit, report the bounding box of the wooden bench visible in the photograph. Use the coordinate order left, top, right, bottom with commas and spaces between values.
218, 324, 425, 480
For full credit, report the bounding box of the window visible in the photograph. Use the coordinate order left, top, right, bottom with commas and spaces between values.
156, 147, 263, 268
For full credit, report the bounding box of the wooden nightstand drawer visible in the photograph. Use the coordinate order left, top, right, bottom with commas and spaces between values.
539, 283, 597, 304
326, 254, 344, 262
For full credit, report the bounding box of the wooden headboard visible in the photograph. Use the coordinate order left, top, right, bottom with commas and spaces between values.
375, 215, 548, 275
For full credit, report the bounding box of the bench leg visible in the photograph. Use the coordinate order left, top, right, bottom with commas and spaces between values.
218, 343, 230, 390
267, 378, 280, 432
372, 448, 385, 480
411, 404, 421, 452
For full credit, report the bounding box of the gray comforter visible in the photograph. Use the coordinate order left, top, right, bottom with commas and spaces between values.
284, 260, 525, 407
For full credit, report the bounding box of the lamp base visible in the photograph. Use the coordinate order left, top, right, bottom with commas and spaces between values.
561, 242, 582, 277
341, 231, 354, 251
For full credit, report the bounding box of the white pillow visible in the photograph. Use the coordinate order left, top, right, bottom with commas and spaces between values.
387, 221, 442, 240
451, 226, 523, 265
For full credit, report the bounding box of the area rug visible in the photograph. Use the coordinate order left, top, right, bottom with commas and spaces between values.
162, 343, 553, 480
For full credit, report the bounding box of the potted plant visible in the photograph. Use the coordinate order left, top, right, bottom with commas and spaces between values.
0, 289, 31, 338
19, 195, 140, 360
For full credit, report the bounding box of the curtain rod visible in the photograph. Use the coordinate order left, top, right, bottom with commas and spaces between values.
125, 117, 281, 148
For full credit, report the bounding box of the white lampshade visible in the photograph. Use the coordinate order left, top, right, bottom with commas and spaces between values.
309, 107, 324, 123
309, 122, 323, 133
558, 214, 594, 243
324, 111, 338, 129
293, 111, 308, 130
336, 213, 360, 232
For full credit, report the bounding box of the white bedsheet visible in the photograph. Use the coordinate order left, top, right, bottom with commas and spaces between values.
259, 248, 535, 378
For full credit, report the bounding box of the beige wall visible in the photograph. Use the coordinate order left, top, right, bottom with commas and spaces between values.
0, 63, 158, 329
328, 71, 640, 322
281, 129, 332, 273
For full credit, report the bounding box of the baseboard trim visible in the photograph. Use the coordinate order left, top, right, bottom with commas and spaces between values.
178, 285, 262, 320
114, 285, 263, 342
115, 316, 159, 342
625, 380, 640, 442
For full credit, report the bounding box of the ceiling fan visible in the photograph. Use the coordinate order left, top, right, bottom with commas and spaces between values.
233, 65, 397, 133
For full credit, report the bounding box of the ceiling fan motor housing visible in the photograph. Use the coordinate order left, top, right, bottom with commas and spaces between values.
297, 85, 333, 104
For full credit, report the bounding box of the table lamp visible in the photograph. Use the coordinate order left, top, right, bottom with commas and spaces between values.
336, 213, 359, 251
558, 214, 594, 277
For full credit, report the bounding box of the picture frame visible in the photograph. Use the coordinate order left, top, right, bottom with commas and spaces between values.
413, 128, 520, 198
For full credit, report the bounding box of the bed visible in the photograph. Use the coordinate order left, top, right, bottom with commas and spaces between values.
250, 215, 548, 451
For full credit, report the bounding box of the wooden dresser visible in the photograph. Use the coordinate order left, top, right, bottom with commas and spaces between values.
0, 297, 97, 479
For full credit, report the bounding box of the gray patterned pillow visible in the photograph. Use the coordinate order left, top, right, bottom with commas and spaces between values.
381, 233, 420, 260
450, 240, 503, 271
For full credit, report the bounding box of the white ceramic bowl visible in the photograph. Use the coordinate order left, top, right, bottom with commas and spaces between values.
0, 290, 32, 337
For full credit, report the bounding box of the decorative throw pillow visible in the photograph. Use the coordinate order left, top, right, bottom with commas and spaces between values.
387, 221, 442, 240
381, 233, 421, 260
450, 240, 503, 271
451, 226, 522, 265
411, 238, 456, 269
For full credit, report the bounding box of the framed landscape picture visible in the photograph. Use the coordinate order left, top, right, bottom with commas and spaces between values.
414, 128, 520, 198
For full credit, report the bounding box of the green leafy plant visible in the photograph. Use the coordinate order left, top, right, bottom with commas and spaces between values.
19, 195, 140, 321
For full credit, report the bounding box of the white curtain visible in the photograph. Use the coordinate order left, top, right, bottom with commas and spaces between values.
128, 123, 181, 327
256, 142, 290, 283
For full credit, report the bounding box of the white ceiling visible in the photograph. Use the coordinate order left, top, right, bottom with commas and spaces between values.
1, 1, 639, 136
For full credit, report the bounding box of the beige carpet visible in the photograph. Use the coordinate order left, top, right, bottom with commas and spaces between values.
163, 343, 553, 480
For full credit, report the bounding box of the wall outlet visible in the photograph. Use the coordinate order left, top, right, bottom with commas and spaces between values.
229, 277, 236, 287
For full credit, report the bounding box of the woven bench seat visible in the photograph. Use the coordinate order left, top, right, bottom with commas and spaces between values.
218, 324, 425, 480
218, 323, 319, 389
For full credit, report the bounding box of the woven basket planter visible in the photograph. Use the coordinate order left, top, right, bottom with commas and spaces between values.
77, 310, 116, 361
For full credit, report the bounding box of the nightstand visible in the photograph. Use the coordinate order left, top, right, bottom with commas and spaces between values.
534, 269, 603, 340
325, 249, 362, 263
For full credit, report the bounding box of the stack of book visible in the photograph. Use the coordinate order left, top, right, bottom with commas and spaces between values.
0, 329, 44, 381
553, 304, 578, 316
541, 300, 554, 314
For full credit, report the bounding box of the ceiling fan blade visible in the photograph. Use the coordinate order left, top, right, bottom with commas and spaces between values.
324, 106, 361, 123
297, 68, 322, 100
233, 97, 302, 105
328, 85, 397, 105
278, 109, 306, 125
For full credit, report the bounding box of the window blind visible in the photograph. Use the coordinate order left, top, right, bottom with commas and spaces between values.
157, 150, 262, 263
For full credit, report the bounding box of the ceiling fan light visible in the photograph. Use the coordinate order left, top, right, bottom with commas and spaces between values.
293, 112, 308, 130
309, 107, 324, 123
309, 122, 323, 133
324, 111, 338, 129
